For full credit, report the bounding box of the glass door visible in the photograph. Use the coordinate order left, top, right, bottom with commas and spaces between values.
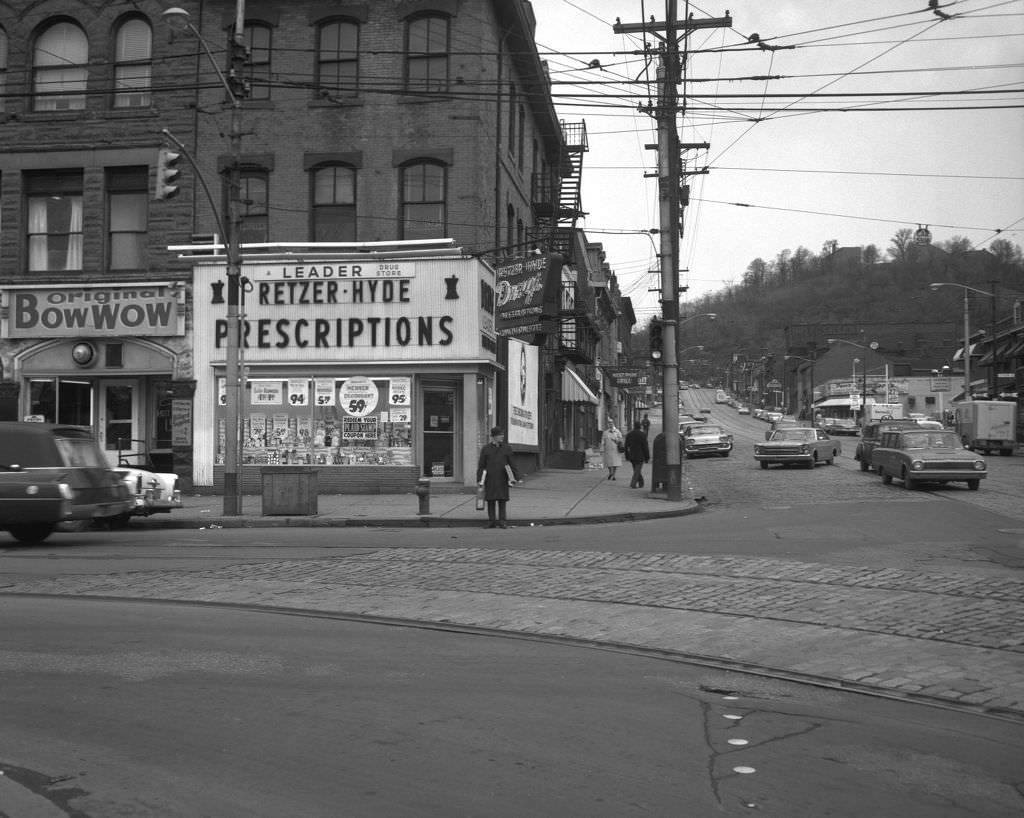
422, 384, 457, 478
99, 379, 140, 468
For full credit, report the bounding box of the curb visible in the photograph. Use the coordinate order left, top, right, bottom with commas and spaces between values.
128, 502, 704, 530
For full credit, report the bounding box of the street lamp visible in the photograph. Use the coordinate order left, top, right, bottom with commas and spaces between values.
929, 282, 997, 400
164, 5, 247, 516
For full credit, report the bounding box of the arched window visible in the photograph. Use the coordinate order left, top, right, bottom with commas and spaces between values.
242, 22, 272, 100
405, 14, 448, 93
312, 165, 357, 242
113, 17, 152, 108
400, 161, 446, 240
317, 20, 359, 98
34, 20, 88, 111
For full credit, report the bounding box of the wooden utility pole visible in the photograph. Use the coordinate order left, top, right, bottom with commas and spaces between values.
615, 4, 731, 500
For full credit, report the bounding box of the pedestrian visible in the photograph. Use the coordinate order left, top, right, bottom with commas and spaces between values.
641, 413, 651, 437
476, 426, 521, 528
602, 422, 624, 480
624, 420, 650, 489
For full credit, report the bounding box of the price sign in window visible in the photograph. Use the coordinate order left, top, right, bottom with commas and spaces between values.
339, 376, 380, 417
288, 379, 309, 406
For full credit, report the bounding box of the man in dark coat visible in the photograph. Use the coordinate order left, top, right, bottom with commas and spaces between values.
623, 420, 650, 489
476, 426, 521, 528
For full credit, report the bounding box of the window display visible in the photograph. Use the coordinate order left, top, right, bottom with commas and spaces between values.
216, 376, 413, 466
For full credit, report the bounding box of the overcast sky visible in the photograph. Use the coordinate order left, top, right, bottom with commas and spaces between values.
532, 0, 1024, 320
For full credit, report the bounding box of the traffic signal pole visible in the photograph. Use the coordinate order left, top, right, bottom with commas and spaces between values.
615, 3, 730, 501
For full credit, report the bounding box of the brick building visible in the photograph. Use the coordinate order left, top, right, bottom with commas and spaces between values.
0, 0, 633, 492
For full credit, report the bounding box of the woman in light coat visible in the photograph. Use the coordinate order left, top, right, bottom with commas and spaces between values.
602, 423, 624, 480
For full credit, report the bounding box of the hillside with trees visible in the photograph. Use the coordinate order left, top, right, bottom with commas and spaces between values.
658, 231, 1024, 384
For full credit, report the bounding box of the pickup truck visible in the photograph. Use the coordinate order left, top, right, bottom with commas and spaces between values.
0, 422, 133, 543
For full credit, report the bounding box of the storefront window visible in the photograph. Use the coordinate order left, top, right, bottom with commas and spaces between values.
216, 376, 413, 466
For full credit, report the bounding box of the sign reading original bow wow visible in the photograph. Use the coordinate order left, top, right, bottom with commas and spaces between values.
493, 254, 563, 344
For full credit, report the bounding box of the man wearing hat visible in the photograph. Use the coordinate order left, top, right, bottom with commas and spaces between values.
476, 426, 521, 529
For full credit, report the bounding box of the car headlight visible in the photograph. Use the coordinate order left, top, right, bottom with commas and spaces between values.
754, 446, 762, 454
799, 444, 809, 454
973, 460, 986, 471
911, 460, 924, 471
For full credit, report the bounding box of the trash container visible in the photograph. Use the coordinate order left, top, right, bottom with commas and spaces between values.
261, 466, 318, 515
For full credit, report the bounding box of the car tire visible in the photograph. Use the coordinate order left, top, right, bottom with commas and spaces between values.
859, 457, 869, 472
720, 451, 730, 458
805, 457, 815, 469
882, 471, 893, 485
760, 461, 768, 470
827, 450, 836, 465
903, 469, 918, 490
7, 523, 56, 544
966, 479, 980, 491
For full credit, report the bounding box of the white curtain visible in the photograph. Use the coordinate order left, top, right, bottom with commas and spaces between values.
66, 197, 83, 269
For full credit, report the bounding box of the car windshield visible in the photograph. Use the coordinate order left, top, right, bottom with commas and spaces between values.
772, 429, 815, 442
902, 431, 960, 449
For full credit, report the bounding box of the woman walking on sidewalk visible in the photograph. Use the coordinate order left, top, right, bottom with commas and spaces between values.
476, 426, 521, 528
602, 422, 624, 480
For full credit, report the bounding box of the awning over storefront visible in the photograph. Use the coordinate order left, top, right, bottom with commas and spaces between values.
562, 368, 599, 404
814, 397, 853, 408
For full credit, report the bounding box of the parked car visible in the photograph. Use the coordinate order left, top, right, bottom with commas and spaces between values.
682, 424, 733, 458
872, 429, 987, 491
114, 465, 183, 518
823, 417, 859, 436
754, 427, 841, 469
762, 411, 783, 424
679, 414, 707, 430
736, 405, 751, 415
855, 418, 922, 472
0, 423, 133, 543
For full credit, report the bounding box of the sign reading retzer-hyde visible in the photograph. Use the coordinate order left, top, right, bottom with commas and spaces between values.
192, 258, 491, 364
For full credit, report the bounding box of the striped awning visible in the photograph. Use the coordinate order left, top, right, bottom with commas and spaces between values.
562, 368, 599, 404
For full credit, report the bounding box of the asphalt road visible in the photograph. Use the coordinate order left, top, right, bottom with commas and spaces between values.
2, 596, 1022, 818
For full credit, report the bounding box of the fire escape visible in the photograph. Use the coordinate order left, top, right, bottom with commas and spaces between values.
529, 120, 588, 263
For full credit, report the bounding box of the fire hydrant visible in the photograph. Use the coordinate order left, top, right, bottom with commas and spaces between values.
415, 477, 431, 516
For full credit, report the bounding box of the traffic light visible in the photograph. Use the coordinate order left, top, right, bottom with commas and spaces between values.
649, 320, 664, 363
155, 146, 181, 200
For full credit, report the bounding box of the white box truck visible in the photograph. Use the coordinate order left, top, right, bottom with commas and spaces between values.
955, 400, 1017, 456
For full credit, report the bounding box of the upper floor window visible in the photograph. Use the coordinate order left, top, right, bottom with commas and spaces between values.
312, 165, 357, 242
242, 23, 272, 100
405, 14, 448, 93
400, 161, 446, 240
34, 21, 88, 111
237, 172, 269, 244
317, 20, 359, 98
108, 167, 148, 269
27, 171, 84, 271
0, 28, 8, 112
113, 17, 152, 108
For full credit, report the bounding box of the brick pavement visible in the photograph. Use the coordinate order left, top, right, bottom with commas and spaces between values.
6, 547, 1023, 720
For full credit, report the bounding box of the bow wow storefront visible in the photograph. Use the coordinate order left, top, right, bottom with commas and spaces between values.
191, 251, 500, 494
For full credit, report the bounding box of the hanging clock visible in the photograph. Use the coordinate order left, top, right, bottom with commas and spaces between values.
71, 341, 97, 367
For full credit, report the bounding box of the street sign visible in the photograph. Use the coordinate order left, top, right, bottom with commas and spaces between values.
849, 393, 862, 409
930, 377, 950, 392
767, 379, 781, 389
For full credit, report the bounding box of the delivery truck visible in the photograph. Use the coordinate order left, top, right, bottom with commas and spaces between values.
955, 400, 1017, 456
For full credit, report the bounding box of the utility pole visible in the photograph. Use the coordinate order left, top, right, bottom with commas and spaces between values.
615, 3, 730, 501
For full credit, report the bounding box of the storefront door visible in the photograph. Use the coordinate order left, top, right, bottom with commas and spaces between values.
422, 385, 458, 479
98, 379, 141, 468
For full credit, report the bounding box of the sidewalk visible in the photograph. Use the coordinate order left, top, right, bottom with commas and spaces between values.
142, 464, 701, 529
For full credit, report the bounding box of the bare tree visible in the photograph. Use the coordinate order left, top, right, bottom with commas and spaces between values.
887, 228, 914, 262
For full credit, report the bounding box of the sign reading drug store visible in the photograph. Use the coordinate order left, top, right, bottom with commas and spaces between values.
493, 254, 563, 344
193, 257, 491, 364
